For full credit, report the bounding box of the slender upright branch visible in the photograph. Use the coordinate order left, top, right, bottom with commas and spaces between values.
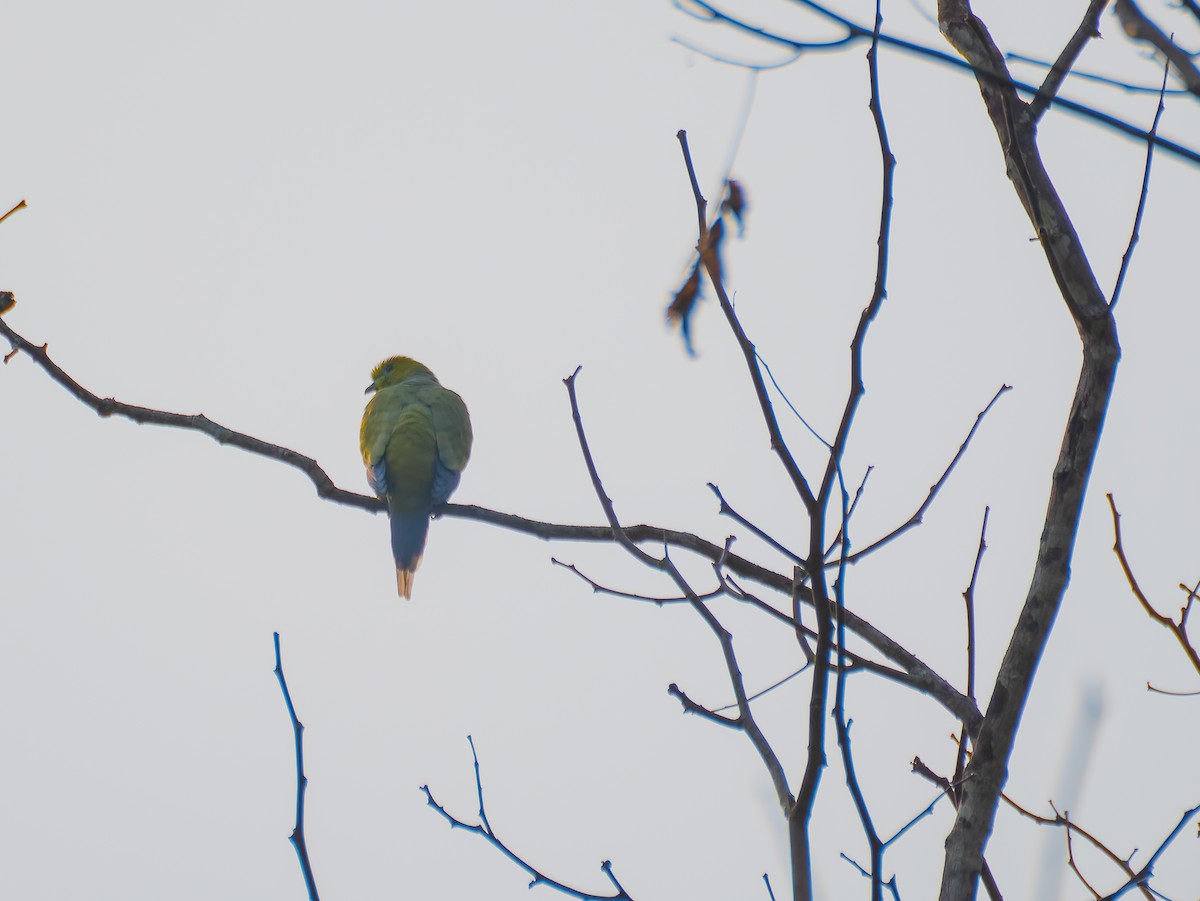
816, 5, 895, 514
833, 465, 885, 901
825, 13, 893, 900
273, 632, 320, 901
1111, 56, 1171, 309
953, 509, 988, 796
675, 130, 817, 511
1027, 0, 1107, 122
936, 4, 1121, 899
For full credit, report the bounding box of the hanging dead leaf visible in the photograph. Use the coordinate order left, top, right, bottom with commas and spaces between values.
722, 180, 747, 237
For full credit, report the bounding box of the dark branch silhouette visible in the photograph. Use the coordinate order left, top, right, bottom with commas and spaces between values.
935, 2, 1123, 897
1107, 494, 1200, 676
1111, 55, 1172, 309
675, 0, 1200, 166
273, 632, 321, 901
423, 737, 634, 901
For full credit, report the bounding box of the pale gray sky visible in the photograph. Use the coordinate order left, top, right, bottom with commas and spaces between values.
2, 2, 1198, 899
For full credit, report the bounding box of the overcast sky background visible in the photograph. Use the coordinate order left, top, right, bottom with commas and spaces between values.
3, 1, 1198, 899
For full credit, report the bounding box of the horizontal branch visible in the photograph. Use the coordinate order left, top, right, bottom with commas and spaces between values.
0, 314, 382, 513
0, 315, 980, 730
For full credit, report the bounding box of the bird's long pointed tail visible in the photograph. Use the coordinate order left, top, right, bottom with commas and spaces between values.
389, 509, 430, 600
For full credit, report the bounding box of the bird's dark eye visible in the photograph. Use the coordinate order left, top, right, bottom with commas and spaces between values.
385, 364, 394, 373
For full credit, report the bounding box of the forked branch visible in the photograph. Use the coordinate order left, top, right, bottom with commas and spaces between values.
935, 3, 1122, 899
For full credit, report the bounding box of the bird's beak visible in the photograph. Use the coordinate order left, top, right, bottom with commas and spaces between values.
364, 383, 376, 395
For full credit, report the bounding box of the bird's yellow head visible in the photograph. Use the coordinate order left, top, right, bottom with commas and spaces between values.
366, 356, 436, 394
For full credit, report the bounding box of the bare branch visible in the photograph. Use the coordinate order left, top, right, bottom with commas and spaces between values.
1114, 0, 1200, 96
1007, 52, 1192, 95
1004, 794, 1155, 901
935, 2, 1122, 896
0, 198, 27, 226
676, 130, 817, 510
564, 369, 794, 816
668, 682, 742, 727
708, 482, 805, 566
1095, 802, 1200, 900
1062, 810, 1104, 899
671, 35, 805, 72
273, 632, 321, 901
825, 465, 872, 558
840, 385, 1009, 567
0, 315, 978, 728
423, 737, 634, 901
677, 0, 1200, 166
826, 18, 894, 899
953, 508, 988, 800
815, 5, 896, 517
1111, 55, 1171, 309
713, 664, 813, 712
1027, 0, 1107, 122
0, 316, 383, 514
551, 557, 726, 606
909, 757, 1002, 901
754, 349, 831, 449
1107, 494, 1200, 675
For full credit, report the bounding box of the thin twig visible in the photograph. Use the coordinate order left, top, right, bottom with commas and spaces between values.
273, 633, 320, 901
1007, 52, 1190, 95
423, 737, 634, 901
1095, 802, 1200, 901
0, 316, 383, 513
675, 0, 1200, 166
755, 348, 831, 448
676, 130, 708, 242
825, 466, 873, 559
551, 557, 728, 606
671, 36, 805, 72
676, 130, 816, 511
954, 508, 989, 793
565, 368, 793, 815
0, 199, 27, 225
829, 16, 892, 899
836, 385, 1010, 568
713, 664, 812, 713
1110, 53, 1171, 309
1107, 494, 1200, 674
909, 757, 1002, 900
667, 683, 741, 727
708, 482, 804, 565
1003, 794, 1153, 901
1028, 0, 1108, 122
1061, 810, 1103, 899
1114, 0, 1200, 96
833, 466, 884, 897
